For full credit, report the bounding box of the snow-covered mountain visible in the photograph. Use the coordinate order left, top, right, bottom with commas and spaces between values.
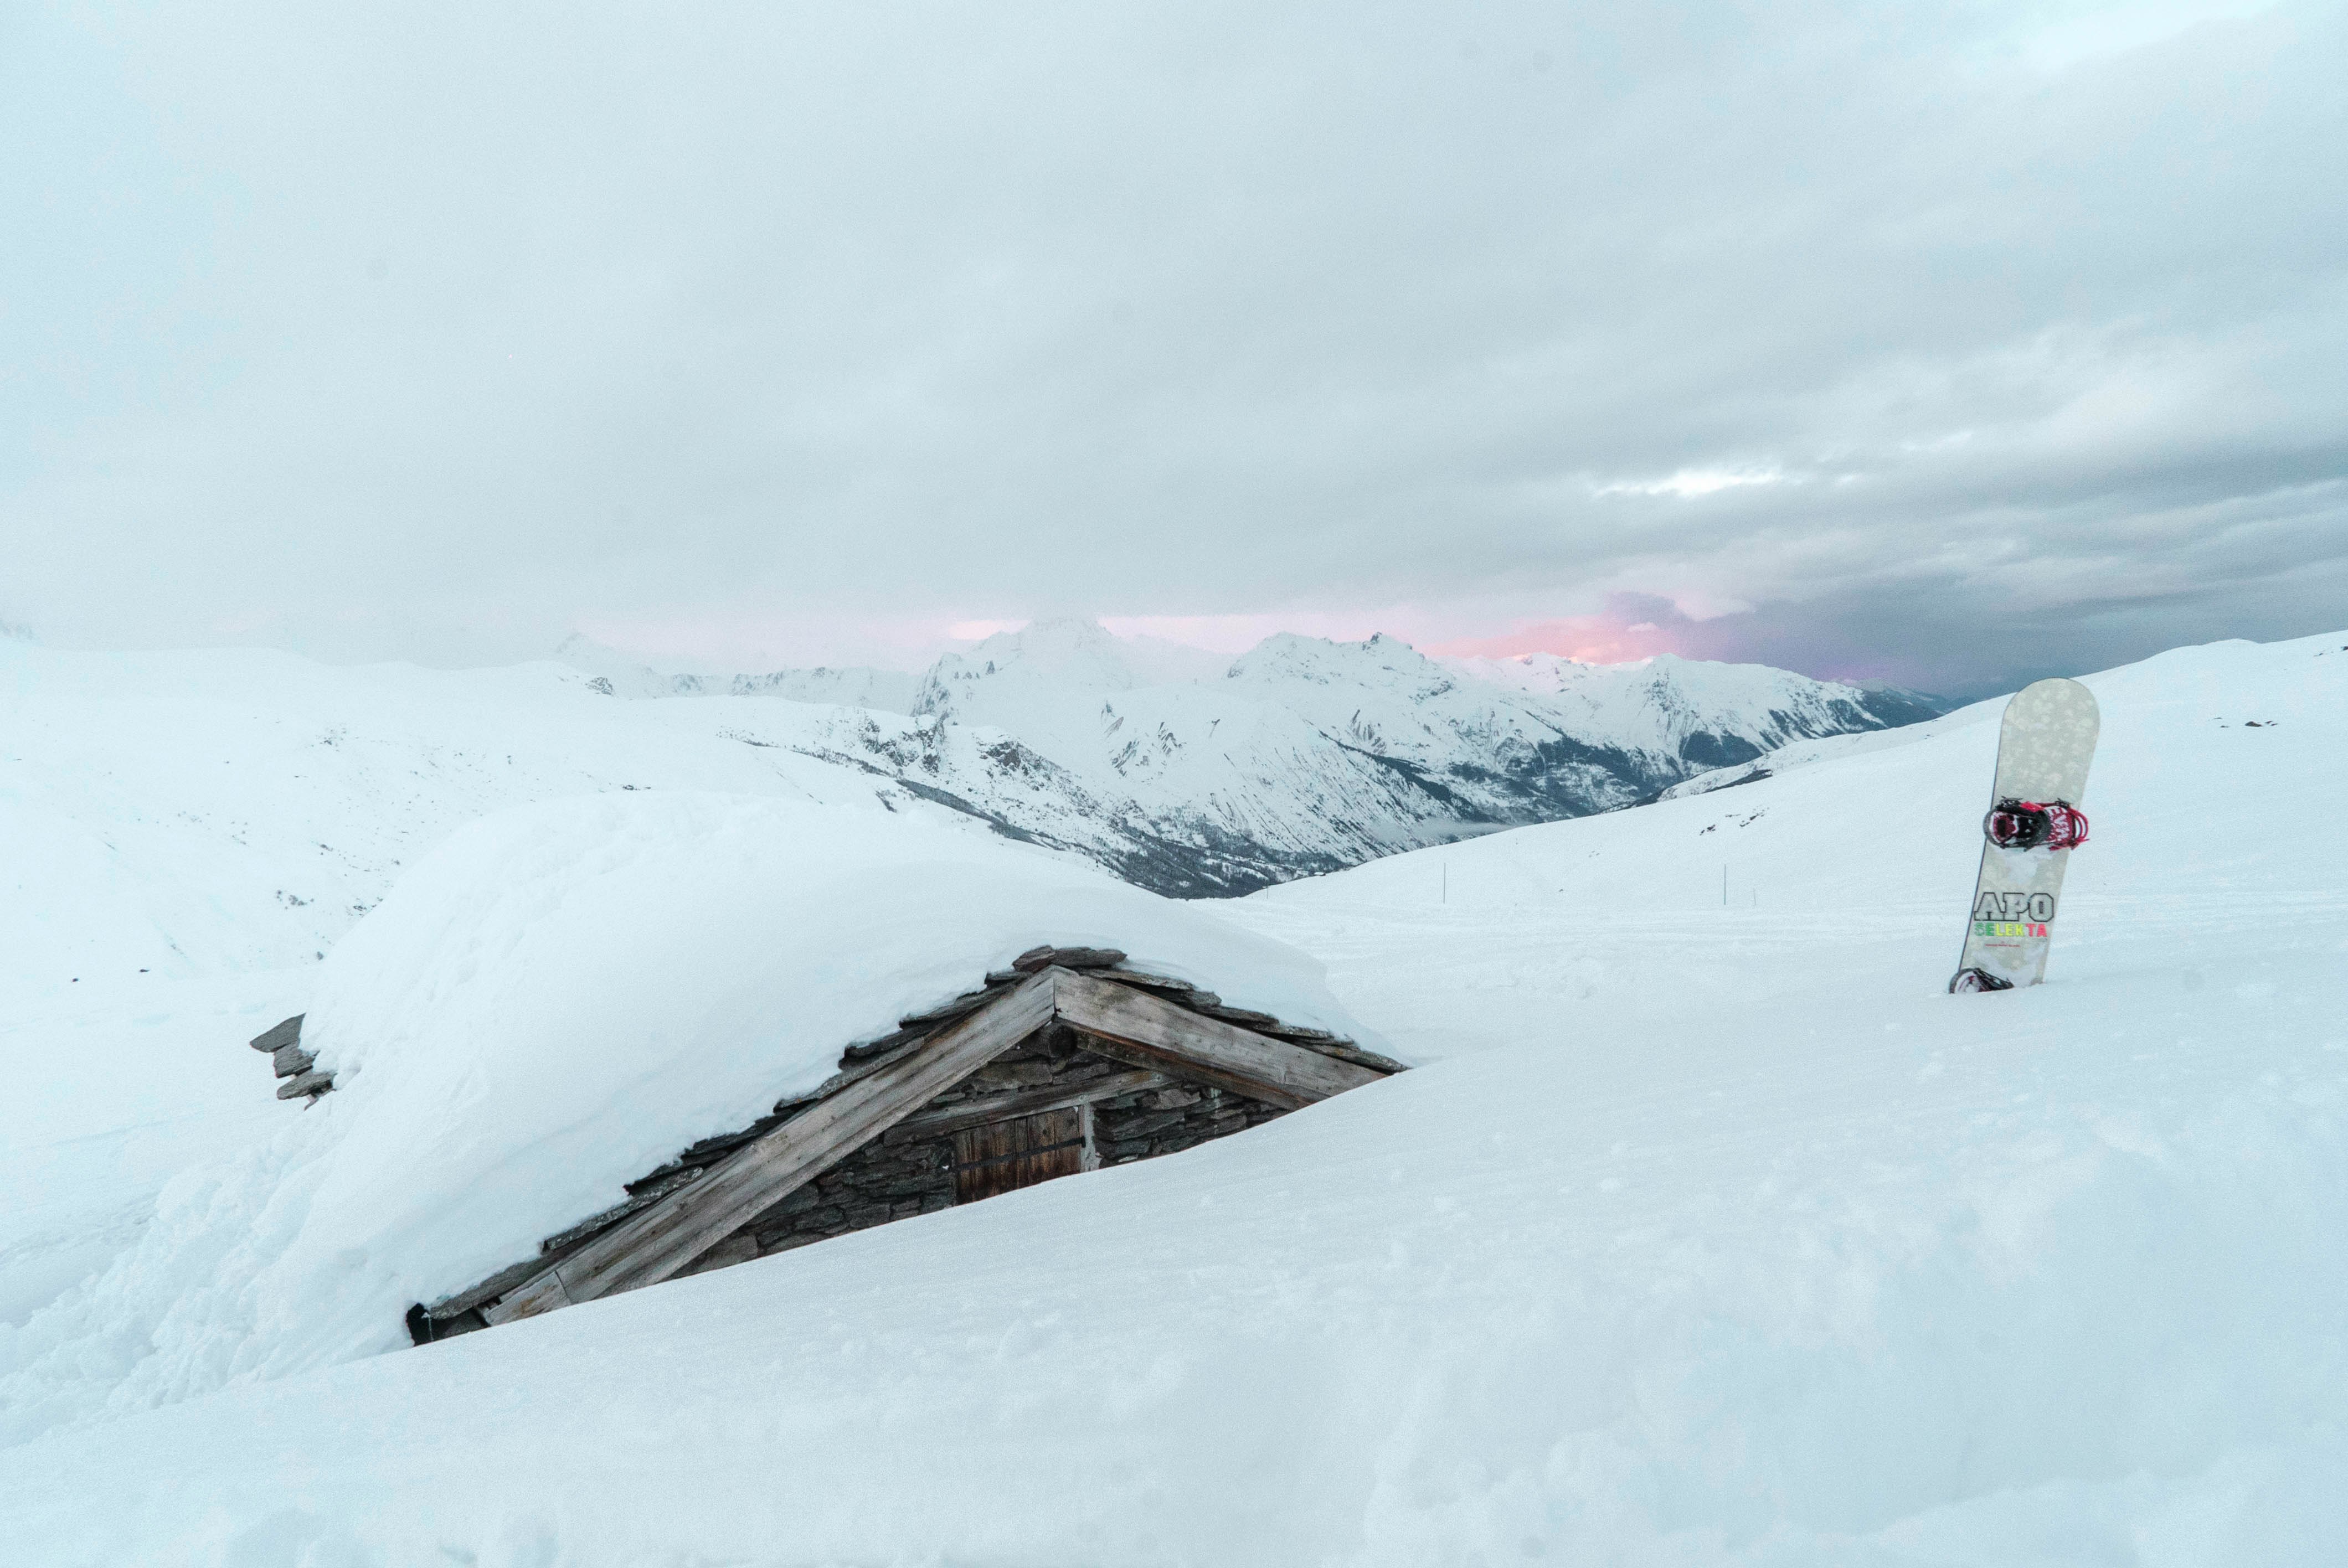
590, 619, 1944, 893
1442, 646, 1943, 768
0, 623, 1940, 1007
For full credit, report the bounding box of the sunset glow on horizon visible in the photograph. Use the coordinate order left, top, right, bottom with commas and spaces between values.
1423, 617, 1692, 666
568, 595, 1721, 674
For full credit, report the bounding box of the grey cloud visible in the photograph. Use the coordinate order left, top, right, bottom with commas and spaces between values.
3, 1, 2342, 689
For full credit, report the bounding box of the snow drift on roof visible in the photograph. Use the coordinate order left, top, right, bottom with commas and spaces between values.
0, 791, 1369, 1436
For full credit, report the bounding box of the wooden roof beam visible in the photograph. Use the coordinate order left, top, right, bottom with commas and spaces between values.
475, 966, 1388, 1325
485, 967, 1060, 1323
1050, 968, 1384, 1108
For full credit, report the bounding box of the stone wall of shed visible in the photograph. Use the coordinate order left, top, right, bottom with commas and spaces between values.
1090, 1077, 1289, 1163
741, 1129, 959, 1256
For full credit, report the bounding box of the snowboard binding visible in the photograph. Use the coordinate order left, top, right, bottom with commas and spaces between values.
1948, 967, 2015, 994
1983, 797, 2089, 851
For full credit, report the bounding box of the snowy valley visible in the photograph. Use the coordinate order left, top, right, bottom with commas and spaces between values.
1, 628, 2341, 1564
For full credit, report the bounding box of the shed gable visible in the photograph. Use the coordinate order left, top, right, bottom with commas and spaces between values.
408, 946, 1400, 1344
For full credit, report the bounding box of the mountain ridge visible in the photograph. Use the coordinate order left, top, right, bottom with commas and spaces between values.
561, 619, 1948, 893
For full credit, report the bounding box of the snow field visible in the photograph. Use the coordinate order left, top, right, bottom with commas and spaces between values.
3, 900, 2340, 1564
0, 641, 921, 994
0, 630, 2341, 1564
0, 972, 305, 1328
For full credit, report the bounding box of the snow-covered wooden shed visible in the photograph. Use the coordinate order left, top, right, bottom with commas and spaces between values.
407, 942, 1403, 1343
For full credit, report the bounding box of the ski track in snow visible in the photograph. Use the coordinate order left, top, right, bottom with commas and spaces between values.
0, 630, 2342, 1564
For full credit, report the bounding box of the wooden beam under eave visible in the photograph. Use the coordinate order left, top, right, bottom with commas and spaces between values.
890, 1068, 1169, 1141
484, 968, 1061, 1323
1048, 969, 1385, 1108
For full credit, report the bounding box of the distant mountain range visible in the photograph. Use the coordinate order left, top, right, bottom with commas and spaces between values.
0, 628, 1947, 994
558, 621, 1944, 895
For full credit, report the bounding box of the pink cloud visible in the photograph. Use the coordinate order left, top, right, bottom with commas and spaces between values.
1424, 594, 1702, 664
576, 594, 1763, 676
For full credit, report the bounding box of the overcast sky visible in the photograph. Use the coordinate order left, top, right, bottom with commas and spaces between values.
5, 1, 2342, 696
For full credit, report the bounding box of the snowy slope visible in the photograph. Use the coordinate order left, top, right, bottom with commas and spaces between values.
552, 633, 923, 709
0, 642, 962, 995
0, 646, 1015, 1355
0, 973, 301, 1328
2, 631, 2339, 1564
0, 795, 1364, 1433
707, 664, 922, 709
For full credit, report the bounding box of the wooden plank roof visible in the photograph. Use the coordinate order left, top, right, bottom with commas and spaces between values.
417, 945, 1400, 1338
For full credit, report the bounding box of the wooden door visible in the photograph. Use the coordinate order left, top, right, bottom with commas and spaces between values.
951, 1105, 1094, 1204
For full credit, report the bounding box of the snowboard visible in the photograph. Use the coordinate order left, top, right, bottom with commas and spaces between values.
1950, 677, 2100, 993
